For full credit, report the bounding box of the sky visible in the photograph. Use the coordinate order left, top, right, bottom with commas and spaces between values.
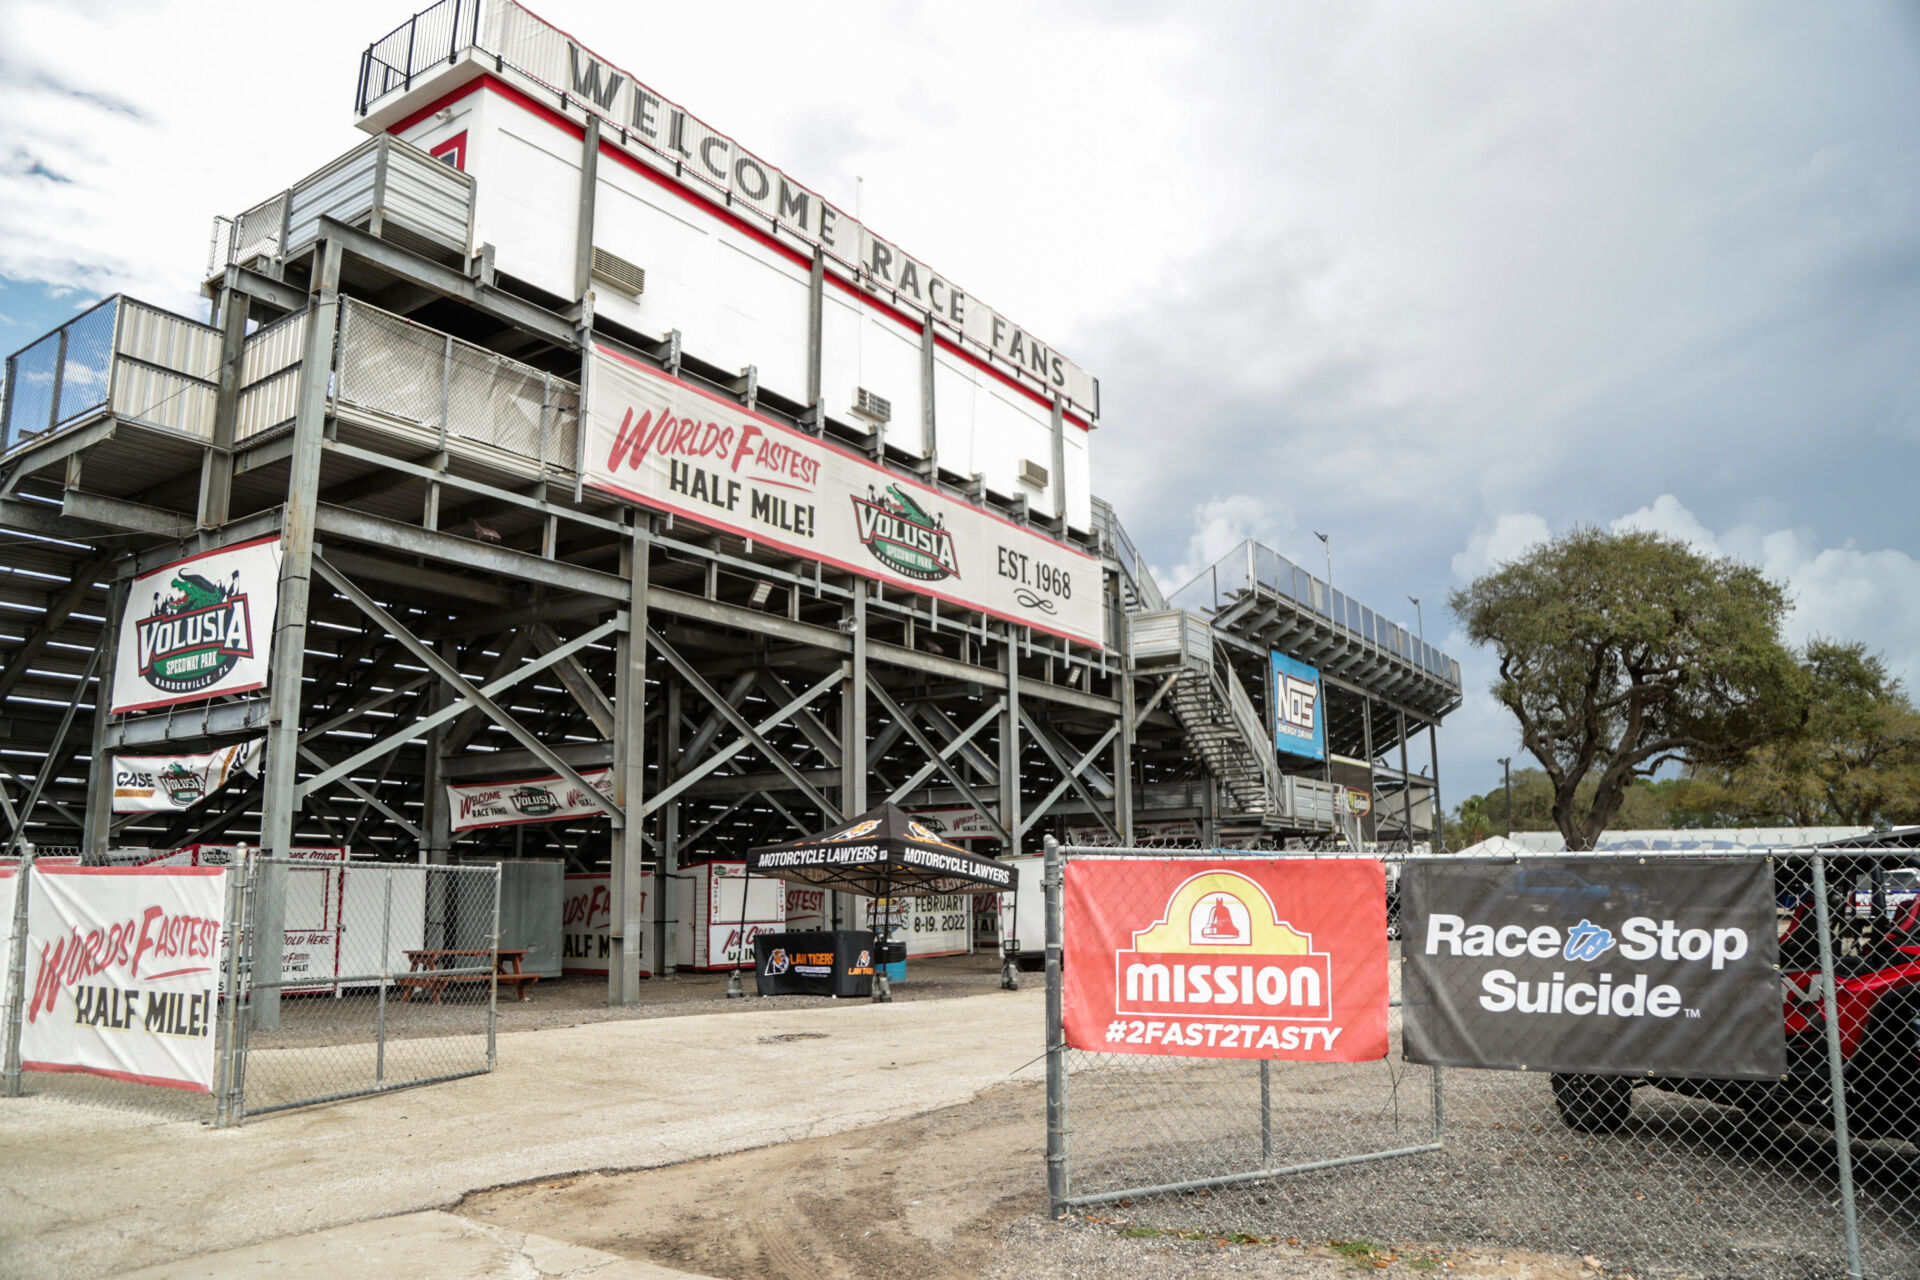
3, 0, 1916, 807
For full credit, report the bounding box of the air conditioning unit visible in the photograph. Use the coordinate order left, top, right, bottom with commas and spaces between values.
1018, 458, 1049, 488
590, 246, 646, 297
851, 387, 892, 424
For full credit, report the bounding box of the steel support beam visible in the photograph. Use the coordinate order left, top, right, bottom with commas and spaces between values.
255, 237, 343, 1029
610, 518, 647, 1003
866, 677, 1007, 843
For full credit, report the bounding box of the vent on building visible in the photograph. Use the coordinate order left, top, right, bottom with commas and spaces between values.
851, 388, 892, 424
590, 246, 646, 296
1018, 458, 1050, 488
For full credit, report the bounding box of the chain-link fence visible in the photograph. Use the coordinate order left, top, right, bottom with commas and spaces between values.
1044, 841, 1920, 1280
4, 853, 502, 1126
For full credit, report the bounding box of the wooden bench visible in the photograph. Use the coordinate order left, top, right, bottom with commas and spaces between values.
397, 948, 540, 1004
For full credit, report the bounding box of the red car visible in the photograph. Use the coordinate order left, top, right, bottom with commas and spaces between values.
1553, 844, 1920, 1140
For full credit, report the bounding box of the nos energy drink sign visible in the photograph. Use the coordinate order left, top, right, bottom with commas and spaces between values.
1401, 858, 1785, 1080
1270, 652, 1324, 761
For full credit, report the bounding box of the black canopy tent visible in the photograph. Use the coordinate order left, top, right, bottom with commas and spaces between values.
734, 802, 1017, 1000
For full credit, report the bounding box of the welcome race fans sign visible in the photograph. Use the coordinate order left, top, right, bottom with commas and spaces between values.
1064, 860, 1388, 1062
112, 537, 282, 714
1401, 858, 1784, 1079
19, 865, 228, 1092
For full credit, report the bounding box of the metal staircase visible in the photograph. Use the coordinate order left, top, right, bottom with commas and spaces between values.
1091, 496, 1167, 613
1131, 610, 1284, 826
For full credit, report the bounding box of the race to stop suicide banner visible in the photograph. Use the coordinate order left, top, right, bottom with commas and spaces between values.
19, 865, 228, 1092
1401, 858, 1784, 1079
1063, 859, 1388, 1062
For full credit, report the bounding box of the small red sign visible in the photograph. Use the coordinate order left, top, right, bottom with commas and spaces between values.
1063, 859, 1388, 1061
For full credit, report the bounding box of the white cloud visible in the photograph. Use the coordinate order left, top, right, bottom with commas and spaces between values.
1449, 512, 1552, 581
1153, 493, 1297, 597
1445, 495, 1920, 805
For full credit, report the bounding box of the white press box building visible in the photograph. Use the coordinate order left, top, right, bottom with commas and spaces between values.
0, 0, 1461, 998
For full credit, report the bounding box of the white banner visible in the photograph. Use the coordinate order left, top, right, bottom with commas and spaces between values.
448, 768, 615, 832
698, 862, 785, 970
561, 872, 654, 977
111, 738, 264, 813
19, 865, 227, 1092
911, 807, 1002, 842
113, 537, 282, 714
586, 347, 1103, 647
472, 2, 1098, 416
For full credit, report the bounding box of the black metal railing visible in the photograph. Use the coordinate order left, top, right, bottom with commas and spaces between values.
1, 298, 119, 458
355, 0, 482, 116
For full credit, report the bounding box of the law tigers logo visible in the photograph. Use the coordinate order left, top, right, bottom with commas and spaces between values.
136, 569, 253, 695
850, 484, 959, 583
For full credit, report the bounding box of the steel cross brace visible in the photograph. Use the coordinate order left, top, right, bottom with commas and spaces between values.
305, 553, 625, 822
646, 629, 841, 822
1018, 709, 1121, 841
641, 668, 844, 818
863, 677, 1008, 843
883, 698, 1005, 807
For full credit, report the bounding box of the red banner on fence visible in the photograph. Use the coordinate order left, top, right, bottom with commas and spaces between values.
1063, 859, 1388, 1062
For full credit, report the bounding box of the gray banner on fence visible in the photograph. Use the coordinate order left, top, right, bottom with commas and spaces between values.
1402, 857, 1786, 1080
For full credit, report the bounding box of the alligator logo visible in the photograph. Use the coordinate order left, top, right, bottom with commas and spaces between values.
850, 484, 960, 583
155, 761, 205, 808
135, 567, 254, 696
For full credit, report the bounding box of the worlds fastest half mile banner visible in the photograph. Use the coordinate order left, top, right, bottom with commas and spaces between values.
583, 346, 1103, 648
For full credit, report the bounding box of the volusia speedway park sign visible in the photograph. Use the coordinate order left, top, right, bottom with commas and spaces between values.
585, 346, 1104, 648
112, 536, 282, 714
1063, 860, 1388, 1062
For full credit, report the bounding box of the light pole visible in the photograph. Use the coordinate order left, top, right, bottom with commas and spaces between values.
1313, 531, 1332, 592
1497, 756, 1512, 838
1408, 595, 1423, 641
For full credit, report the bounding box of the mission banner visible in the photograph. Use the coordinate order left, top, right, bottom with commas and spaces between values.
1063, 859, 1388, 1062
19, 865, 228, 1092
1401, 858, 1785, 1079
584, 346, 1103, 647
113, 537, 282, 714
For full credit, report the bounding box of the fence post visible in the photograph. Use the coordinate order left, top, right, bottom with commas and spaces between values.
1810, 854, 1865, 1280
216, 850, 248, 1126
376, 869, 393, 1087
1044, 835, 1068, 1218
487, 864, 502, 1071
1259, 1060, 1273, 1170
3, 847, 34, 1098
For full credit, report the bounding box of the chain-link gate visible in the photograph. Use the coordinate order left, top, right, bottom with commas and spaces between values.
4, 853, 503, 1125
1043, 839, 1920, 1280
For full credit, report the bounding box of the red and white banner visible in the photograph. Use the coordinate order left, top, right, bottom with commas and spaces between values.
561, 872, 654, 977
694, 861, 786, 970
1063, 859, 1387, 1062
584, 346, 1103, 648
111, 738, 264, 813
112, 536, 281, 714
448, 768, 615, 832
18, 865, 228, 1092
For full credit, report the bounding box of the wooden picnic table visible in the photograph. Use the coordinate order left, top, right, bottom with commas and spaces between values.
396, 947, 539, 1004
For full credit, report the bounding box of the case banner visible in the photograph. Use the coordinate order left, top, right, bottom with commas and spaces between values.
111, 738, 264, 813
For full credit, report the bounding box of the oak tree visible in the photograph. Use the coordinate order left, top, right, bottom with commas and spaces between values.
1451, 527, 1804, 851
